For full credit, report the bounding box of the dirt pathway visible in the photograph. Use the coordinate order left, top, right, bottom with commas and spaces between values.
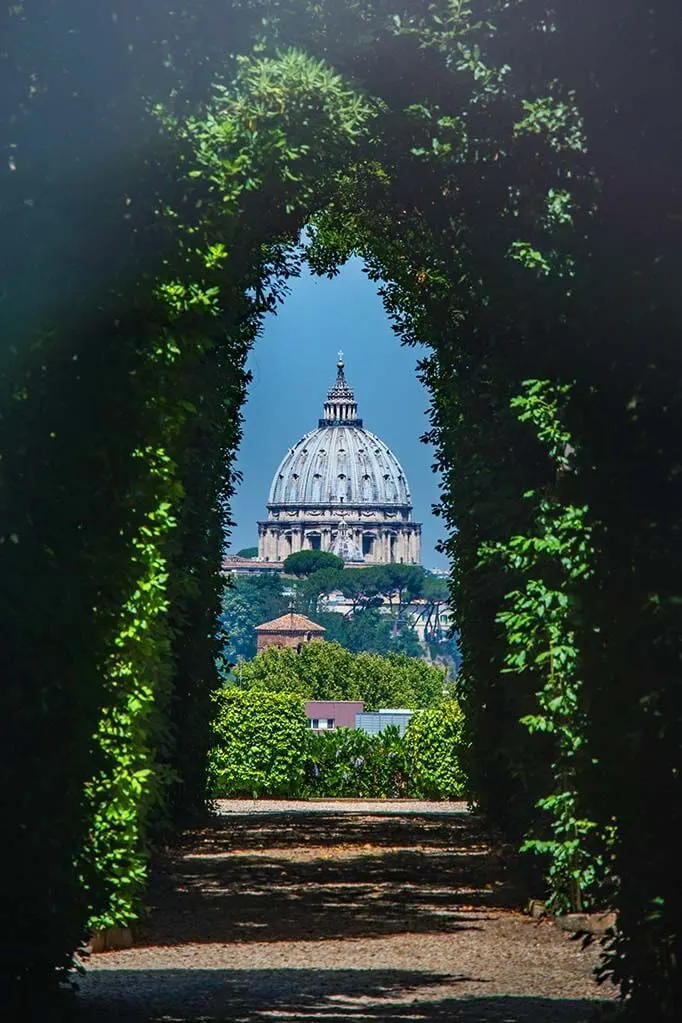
77, 801, 617, 1022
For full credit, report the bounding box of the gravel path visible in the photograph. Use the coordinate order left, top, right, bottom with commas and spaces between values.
77, 801, 618, 1022
214, 798, 471, 815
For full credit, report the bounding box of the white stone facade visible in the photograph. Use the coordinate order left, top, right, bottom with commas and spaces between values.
258, 355, 421, 566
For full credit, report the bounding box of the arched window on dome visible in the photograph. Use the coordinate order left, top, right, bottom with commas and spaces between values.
383, 473, 398, 502
311, 473, 322, 503
361, 474, 374, 501
338, 472, 352, 503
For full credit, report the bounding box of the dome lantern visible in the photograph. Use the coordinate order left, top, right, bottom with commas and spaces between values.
320, 351, 362, 426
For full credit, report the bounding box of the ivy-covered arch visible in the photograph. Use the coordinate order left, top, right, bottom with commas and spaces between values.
3, 3, 682, 1017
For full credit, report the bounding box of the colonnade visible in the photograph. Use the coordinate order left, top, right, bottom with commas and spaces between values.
258, 521, 421, 565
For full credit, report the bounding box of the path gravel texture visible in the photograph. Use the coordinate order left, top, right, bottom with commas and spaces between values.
77, 801, 618, 1022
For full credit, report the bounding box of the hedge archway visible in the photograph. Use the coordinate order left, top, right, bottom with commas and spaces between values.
2, 4, 682, 1017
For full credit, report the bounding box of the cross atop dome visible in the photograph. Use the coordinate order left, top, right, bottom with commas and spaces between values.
320, 354, 362, 426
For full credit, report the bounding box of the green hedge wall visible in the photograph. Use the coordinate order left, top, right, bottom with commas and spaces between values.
208, 691, 468, 800
209, 689, 310, 798
405, 701, 468, 800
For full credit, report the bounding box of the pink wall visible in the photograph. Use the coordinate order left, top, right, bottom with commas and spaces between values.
305, 701, 364, 729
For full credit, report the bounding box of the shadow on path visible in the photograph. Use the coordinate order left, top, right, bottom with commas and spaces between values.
138, 811, 517, 947
77, 807, 613, 1022
78, 966, 606, 1022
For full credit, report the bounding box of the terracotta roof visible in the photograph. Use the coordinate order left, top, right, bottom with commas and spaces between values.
255, 613, 326, 634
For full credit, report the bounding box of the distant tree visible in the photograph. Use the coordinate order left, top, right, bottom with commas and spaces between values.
313, 609, 393, 653
231, 643, 311, 696
338, 566, 385, 612
386, 625, 423, 659
376, 564, 426, 624
313, 609, 422, 658
236, 546, 259, 559
295, 566, 345, 614
217, 573, 288, 666
234, 640, 353, 700
297, 564, 428, 655
412, 573, 451, 644
283, 550, 344, 576
234, 640, 447, 711
337, 564, 427, 621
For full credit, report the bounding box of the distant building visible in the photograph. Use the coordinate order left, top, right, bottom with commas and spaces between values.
356, 708, 415, 737
254, 612, 325, 653
303, 701, 415, 736
222, 555, 284, 575
257, 354, 421, 566
305, 700, 364, 731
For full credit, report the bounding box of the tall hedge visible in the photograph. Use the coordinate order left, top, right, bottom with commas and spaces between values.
209, 694, 468, 801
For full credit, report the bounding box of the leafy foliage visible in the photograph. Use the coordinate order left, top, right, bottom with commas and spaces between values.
209, 689, 309, 798
236, 546, 259, 559
291, 561, 455, 662
217, 573, 289, 664
233, 640, 448, 710
404, 701, 468, 801
83, 450, 180, 931
480, 381, 603, 912
312, 609, 423, 657
307, 726, 409, 798
209, 700, 467, 800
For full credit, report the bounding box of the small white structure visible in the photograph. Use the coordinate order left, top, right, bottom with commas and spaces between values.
355, 708, 415, 737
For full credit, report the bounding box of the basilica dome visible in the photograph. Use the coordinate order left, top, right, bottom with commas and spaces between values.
269, 425, 411, 509
258, 355, 421, 565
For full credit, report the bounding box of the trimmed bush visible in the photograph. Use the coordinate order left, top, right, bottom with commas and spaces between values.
405, 701, 468, 800
307, 726, 408, 798
209, 690, 469, 801
209, 689, 309, 798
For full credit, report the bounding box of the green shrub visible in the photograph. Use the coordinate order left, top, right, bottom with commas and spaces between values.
209, 689, 309, 798
209, 690, 467, 800
405, 701, 468, 800
307, 725, 408, 798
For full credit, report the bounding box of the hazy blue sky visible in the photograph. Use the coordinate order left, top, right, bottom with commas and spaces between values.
227, 258, 448, 569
